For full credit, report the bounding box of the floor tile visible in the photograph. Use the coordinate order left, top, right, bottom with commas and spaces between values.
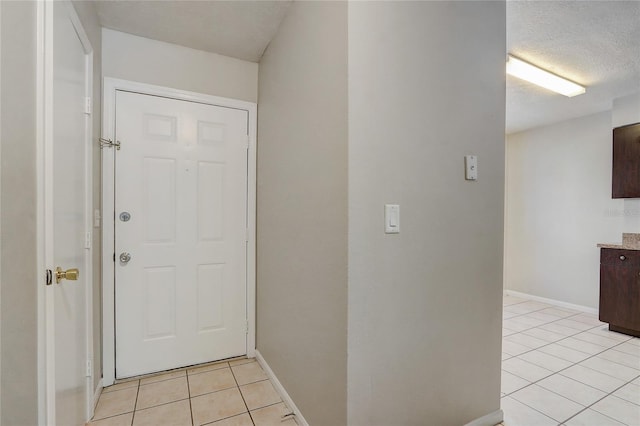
500, 396, 557, 426
569, 313, 606, 327
503, 328, 517, 337
518, 350, 573, 372
501, 370, 530, 395
579, 356, 640, 381
231, 361, 268, 385
502, 358, 553, 382
537, 307, 579, 318
613, 382, 640, 406
503, 311, 520, 320
539, 323, 581, 337
189, 367, 237, 397
613, 341, 640, 356
524, 311, 566, 324
240, 379, 281, 410
598, 348, 640, 370
208, 413, 254, 426
554, 318, 597, 332
503, 318, 535, 332
132, 399, 192, 426
536, 374, 606, 406
522, 327, 567, 343
502, 352, 513, 361
560, 364, 626, 393
229, 358, 255, 367
93, 387, 138, 420
556, 337, 608, 355
505, 333, 549, 349
510, 384, 584, 422
188, 361, 230, 376
591, 395, 640, 425
250, 402, 297, 426
88, 412, 134, 426
102, 380, 139, 393
587, 326, 633, 342
191, 388, 247, 426
564, 408, 625, 426
627, 337, 640, 347
538, 343, 591, 363
136, 377, 189, 410
572, 331, 623, 348
502, 340, 533, 357
139, 370, 186, 386
504, 302, 546, 315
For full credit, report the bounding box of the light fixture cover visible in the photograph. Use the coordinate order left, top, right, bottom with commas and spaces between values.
506, 55, 586, 97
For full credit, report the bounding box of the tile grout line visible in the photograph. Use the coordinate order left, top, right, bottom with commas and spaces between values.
186, 370, 194, 426
229, 364, 257, 426
131, 380, 140, 426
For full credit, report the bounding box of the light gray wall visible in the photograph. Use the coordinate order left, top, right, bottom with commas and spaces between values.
505, 92, 640, 309
256, 2, 348, 425
347, 2, 506, 425
71, 0, 103, 396
102, 28, 258, 103
0, 2, 39, 424
505, 111, 623, 309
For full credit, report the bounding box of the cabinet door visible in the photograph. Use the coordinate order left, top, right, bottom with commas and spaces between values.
600, 251, 640, 330
612, 123, 640, 199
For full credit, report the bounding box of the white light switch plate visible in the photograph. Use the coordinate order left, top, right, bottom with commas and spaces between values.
385, 204, 400, 234
465, 155, 478, 181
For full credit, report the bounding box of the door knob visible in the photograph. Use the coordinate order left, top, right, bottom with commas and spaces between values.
119, 252, 132, 263
55, 267, 79, 284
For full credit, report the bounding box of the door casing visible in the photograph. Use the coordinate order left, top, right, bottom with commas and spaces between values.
36, 1, 94, 423
101, 78, 257, 386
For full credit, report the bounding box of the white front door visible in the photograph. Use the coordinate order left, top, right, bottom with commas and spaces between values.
46, 2, 92, 424
114, 91, 248, 378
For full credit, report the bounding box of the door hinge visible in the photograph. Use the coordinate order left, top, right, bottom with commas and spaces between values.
113, 253, 116, 262
245, 229, 249, 242
85, 231, 92, 249
245, 320, 249, 334
45, 269, 53, 286
84, 97, 92, 115
86, 359, 92, 377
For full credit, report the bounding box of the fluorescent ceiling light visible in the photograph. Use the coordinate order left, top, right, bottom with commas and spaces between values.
506, 55, 586, 97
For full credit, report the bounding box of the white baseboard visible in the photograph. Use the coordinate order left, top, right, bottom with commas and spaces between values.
504, 289, 598, 315
464, 409, 504, 426
254, 350, 309, 426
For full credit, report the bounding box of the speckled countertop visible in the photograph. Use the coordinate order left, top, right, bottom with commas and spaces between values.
598, 233, 640, 250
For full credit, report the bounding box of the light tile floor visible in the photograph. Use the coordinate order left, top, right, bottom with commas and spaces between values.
89, 358, 298, 426
501, 295, 640, 426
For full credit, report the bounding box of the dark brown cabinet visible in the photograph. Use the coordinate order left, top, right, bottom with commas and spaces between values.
612, 122, 640, 198
599, 248, 640, 336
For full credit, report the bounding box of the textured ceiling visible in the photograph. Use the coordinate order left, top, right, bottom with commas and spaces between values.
95, 0, 292, 63
507, 0, 640, 134
96, 1, 639, 133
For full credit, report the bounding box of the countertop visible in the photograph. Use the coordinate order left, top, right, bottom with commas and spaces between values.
598, 233, 640, 250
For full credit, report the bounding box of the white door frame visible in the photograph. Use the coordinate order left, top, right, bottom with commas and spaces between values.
36, 1, 94, 423
101, 78, 257, 386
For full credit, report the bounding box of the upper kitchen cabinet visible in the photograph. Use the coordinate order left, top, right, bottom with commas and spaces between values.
613, 122, 640, 198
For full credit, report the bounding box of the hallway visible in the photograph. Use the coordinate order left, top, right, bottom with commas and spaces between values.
90, 358, 297, 426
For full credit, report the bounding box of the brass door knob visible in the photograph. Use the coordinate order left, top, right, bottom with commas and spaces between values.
55, 267, 79, 284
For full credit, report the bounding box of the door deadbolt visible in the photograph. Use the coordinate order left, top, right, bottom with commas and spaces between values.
119, 211, 131, 222
119, 252, 132, 263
